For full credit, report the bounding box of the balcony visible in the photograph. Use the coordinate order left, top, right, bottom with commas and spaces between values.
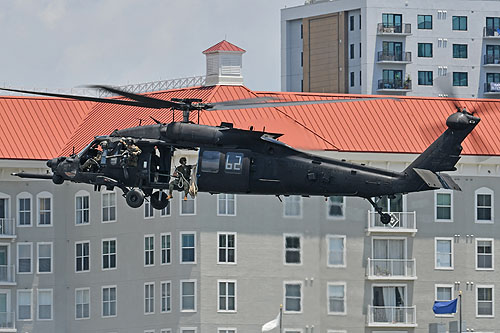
483, 27, 500, 38
367, 211, 417, 234
377, 51, 412, 64
377, 79, 412, 92
0, 219, 15, 239
0, 266, 15, 285
367, 305, 417, 327
484, 82, 500, 95
0, 312, 15, 332
377, 23, 411, 36
484, 54, 500, 66
366, 258, 416, 280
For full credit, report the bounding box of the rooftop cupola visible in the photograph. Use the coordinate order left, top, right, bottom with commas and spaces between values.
203, 40, 246, 86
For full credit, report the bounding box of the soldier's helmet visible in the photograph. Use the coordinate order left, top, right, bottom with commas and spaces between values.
179, 157, 187, 164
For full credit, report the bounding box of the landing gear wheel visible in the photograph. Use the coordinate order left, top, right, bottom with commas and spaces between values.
125, 189, 144, 208
52, 174, 64, 185
150, 191, 169, 210
380, 213, 392, 225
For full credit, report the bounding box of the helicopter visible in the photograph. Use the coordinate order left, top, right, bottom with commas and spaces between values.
1, 85, 480, 224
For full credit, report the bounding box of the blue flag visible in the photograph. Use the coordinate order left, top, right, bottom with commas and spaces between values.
433, 298, 458, 314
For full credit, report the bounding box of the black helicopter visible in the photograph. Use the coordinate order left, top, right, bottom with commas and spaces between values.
2, 86, 480, 224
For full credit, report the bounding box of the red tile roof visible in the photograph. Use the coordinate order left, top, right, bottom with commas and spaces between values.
203, 40, 246, 54
1, 85, 500, 161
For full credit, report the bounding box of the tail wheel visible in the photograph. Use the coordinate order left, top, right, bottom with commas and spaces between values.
52, 174, 64, 185
380, 213, 392, 225
150, 191, 170, 210
125, 189, 144, 208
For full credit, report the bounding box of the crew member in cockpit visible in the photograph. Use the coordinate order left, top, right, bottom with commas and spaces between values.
168, 157, 193, 201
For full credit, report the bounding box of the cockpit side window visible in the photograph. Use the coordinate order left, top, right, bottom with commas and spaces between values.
201, 151, 220, 173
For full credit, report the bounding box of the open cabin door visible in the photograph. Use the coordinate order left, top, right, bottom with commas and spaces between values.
196, 148, 251, 193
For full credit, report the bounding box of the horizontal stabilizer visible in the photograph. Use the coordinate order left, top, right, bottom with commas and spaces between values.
413, 168, 461, 191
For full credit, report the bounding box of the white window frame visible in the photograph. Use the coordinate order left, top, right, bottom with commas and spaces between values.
327, 330, 347, 333
180, 279, 197, 312
217, 279, 237, 313
180, 328, 197, 333
75, 240, 90, 273
283, 195, 303, 218
102, 285, 117, 318
37, 288, 53, 321
218, 328, 237, 333
283, 281, 303, 314
327, 282, 346, 315
144, 234, 155, 267
180, 232, 196, 264
160, 203, 171, 217
160, 329, 172, 333
476, 238, 494, 270
217, 232, 237, 264
17, 242, 32, 274
144, 330, 155, 333
327, 235, 346, 268
36, 191, 52, 227
371, 283, 408, 312
475, 187, 494, 223
161, 233, 171, 265
326, 196, 346, 220
284, 234, 302, 265
37, 242, 53, 274
476, 284, 494, 318
101, 190, 117, 223
17, 192, 32, 227
75, 190, 90, 226
160, 280, 171, 313
435, 237, 454, 270
17, 289, 32, 321
180, 195, 196, 216
0, 193, 10, 220
217, 193, 237, 216
144, 200, 154, 219
434, 284, 454, 317
75, 287, 90, 320
284, 329, 303, 333
435, 190, 453, 222
144, 282, 155, 315
102, 238, 117, 270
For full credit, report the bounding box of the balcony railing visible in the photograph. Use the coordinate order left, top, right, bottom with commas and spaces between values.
485, 82, 500, 93
0, 219, 15, 238
484, 54, 500, 65
377, 51, 412, 63
367, 258, 416, 279
367, 211, 417, 233
367, 305, 416, 327
377, 23, 411, 35
483, 26, 500, 37
0, 312, 15, 330
0, 266, 15, 284
377, 79, 412, 91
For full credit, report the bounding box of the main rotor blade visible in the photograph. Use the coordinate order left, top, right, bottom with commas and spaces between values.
209, 97, 400, 111
87, 85, 182, 109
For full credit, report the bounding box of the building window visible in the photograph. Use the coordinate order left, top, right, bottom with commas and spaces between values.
453, 44, 467, 58
160, 202, 170, 217
37, 289, 53, 320
349, 15, 354, 31
218, 329, 236, 333
102, 191, 116, 222
436, 285, 453, 303
283, 195, 302, 217
359, 70, 362, 86
144, 235, 154, 266
418, 43, 433, 57
181, 280, 196, 312
218, 232, 236, 264
453, 72, 468, 86
435, 238, 453, 269
218, 280, 236, 312
327, 196, 345, 219
359, 14, 361, 29
486, 17, 500, 36
17, 243, 32, 274
37, 192, 52, 226
180, 329, 197, 333
144, 201, 154, 219
37, 242, 52, 274
476, 239, 493, 270
17, 289, 32, 321
161, 281, 171, 313
284, 282, 302, 313
372, 286, 406, 319
284, 234, 301, 265
350, 44, 354, 59
359, 42, 362, 57
144, 282, 155, 314
435, 191, 453, 221
328, 283, 346, 314
75, 288, 90, 319
102, 286, 117, 317
418, 71, 433, 85
17, 193, 32, 226
350, 72, 355, 87
75, 191, 90, 225
418, 14, 432, 29
327, 235, 346, 267
161, 233, 171, 265
218, 194, 236, 216
102, 239, 116, 270
477, 286, 494, 317
75, 241, 90, 272
452, 16, 467, 30
475, 187, 493, 223
382, 13, 402, 29
180, 196, 196, 215
180, 232, 196, 263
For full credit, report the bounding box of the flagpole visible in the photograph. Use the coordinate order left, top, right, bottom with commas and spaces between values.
459, 291, 462, 333
279, 304, 283, 333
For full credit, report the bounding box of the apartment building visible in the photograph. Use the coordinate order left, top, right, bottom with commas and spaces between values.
281, 0, 500, 98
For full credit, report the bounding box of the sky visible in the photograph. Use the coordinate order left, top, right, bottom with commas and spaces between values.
0, 0, 305, 93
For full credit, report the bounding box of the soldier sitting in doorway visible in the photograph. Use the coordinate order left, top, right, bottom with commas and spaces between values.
168, 157, 194, 201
